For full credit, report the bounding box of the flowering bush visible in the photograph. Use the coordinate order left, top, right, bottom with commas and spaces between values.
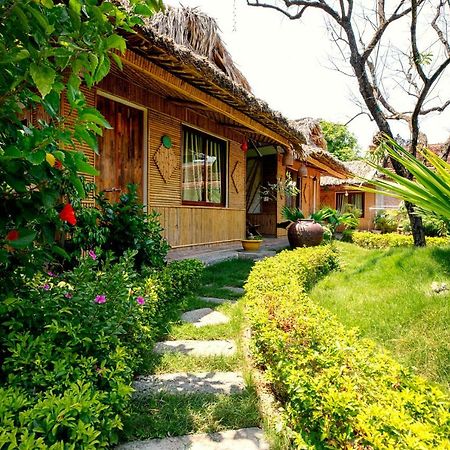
0, 252, 204, 447
351, 231, 450, 248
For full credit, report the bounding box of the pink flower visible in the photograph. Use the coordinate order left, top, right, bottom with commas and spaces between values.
136, 296, 145, 305
88, 250, 97, 260
94, 295, 106, 304
47, 271, 56, 277
64, 292, 73, 299
42, 284, 50, 291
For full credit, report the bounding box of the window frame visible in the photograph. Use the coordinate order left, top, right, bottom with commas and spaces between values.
181, 126, 228, 207
336, 191, 365, 217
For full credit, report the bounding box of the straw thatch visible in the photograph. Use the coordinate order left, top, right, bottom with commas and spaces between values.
320, 160, 377, 186
292, 118, 327, 149
115, 3, 307, 150
148, 7, 252, 91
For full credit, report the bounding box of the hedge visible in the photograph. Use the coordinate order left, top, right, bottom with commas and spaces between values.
245, 246, 450, 449
351, 231, 450, 249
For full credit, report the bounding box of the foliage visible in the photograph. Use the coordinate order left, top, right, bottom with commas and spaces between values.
320, 120, 359, 161
363, 137, 450, 220
310, 206, 359, 240
94, 184, 170, 269
0, 253, 204, 448
245, 246, 450, 449
281, 205, 304, 221
260, 171, 300, 201
0, 0, 162, 280
374, 209, 401, 233
351, 231, 450, 249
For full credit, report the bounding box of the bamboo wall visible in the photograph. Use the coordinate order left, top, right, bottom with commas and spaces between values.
61, 71, 247, 248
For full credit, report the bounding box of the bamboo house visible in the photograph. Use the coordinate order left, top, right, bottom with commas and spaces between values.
70, 6, 350, 248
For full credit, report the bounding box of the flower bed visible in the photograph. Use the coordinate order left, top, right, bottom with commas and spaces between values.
245, 246, 450, 449
0, 253, 203, 448
351, 231, 450, 249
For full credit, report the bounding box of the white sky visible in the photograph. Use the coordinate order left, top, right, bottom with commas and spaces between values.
164, 0, 450, 151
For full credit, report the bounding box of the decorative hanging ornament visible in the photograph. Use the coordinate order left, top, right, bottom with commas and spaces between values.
241, 140, 248, 152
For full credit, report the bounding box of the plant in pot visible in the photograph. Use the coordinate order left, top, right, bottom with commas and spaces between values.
282, 206, 324, 248
241, 234, 263, 252
310, 207, 358, 241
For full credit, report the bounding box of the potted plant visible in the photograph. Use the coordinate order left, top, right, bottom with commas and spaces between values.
241, 234, 263, 251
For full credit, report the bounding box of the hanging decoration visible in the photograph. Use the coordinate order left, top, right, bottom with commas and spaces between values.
241, 140, 248, 152
154, 135, 178, 183
231, 161, 243, 193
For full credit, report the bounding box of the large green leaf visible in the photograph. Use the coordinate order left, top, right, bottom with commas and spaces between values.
30, 63, 56, 98
78, 107, 112, 129
8, 230, 37, 249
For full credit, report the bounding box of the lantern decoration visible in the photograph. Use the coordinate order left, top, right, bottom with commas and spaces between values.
299, 164, 308, 177
241, 140, 248, 152
283, 146, 294, 167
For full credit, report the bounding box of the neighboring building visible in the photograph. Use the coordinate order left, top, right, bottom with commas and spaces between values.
320, 160, 401, 230
57, 6, 349, 248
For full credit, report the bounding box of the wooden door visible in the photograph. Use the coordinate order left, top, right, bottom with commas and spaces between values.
96, 96, 144, 203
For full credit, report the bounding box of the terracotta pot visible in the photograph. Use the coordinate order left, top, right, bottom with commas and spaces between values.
287, 219, 324, 248
241, 239, 262, 252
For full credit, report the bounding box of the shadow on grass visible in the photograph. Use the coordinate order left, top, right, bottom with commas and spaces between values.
122, 389, 260, 442
430, 247, 450, 274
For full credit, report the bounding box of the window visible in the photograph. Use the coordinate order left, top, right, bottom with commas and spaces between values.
182, 127, 227, 206
336, 192, 365, 217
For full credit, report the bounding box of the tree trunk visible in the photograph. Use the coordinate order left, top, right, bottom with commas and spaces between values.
405, 201, 426, 246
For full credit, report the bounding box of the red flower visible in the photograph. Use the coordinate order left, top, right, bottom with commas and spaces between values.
6, 230, 20, 241
59, 204, 77, 226
54, 160, 63, 170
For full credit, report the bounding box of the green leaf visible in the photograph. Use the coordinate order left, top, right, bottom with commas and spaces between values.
40, 0, 54, 8
111, 53, 123, 70
30, 63, 56, 98
74, 125, 99, 153
74, 157, 99, 176
8, 230, 37, 249
104, 34, 126, 53
26, 149, 46, 165
52, 245, 70, 260
134, 4, 156, 15
40, 188, 59, 209
70, 175, 86, 198
78, 108, 112, 129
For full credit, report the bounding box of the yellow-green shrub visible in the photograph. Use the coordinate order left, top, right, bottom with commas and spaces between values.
351, 231, 450, 249
245, 246, 450, 449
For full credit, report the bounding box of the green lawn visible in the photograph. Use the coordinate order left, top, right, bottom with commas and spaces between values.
310, 242, 450, 391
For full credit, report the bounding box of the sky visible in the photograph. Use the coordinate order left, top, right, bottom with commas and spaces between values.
164, 0, 450, 151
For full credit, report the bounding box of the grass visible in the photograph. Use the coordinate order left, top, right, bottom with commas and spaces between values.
123, 257, 260, 443
310, 242, 450, 391
123, 389, 260, 441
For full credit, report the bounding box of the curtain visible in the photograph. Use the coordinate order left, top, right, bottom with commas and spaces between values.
182, 130, 203, 202
206, 139, 222, 203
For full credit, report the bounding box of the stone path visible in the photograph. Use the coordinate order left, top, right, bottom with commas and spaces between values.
122, 282, 268, 449
117, 427, 269, 450
224, 286, 245, 295
154, 340, 236, 356
199, 296, 235, 304
133, 372, 245, 396
181, 308, 230, 327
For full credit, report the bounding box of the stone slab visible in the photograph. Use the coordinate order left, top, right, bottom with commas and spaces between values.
153, 340, 236, 357
133, 372, 245, 396
224, 286, 245, 295
117, 427, 269, 450
199, 297, 234, 305
181, 308, 230, 327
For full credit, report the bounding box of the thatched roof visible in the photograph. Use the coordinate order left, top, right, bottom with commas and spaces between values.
115, 4, 307, 150
290, 118, 351, 178
148, 7, 252, 91
320, 160, 377, 186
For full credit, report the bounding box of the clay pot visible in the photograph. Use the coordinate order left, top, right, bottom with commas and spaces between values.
287, 219, 324, 248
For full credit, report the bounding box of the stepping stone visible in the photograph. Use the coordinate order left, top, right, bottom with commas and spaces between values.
133, 372, 245, 396
199, 296, 234, 304
153, 340, 236, 357
116, 427, 269, 449
181, 308, 230, 327
224, 286, 245, 295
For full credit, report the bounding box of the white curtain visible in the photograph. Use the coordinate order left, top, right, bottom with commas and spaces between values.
206, 139, 222, 203
182, 131, 203, 202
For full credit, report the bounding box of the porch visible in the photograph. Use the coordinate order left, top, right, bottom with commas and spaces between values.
167, 236, 289, 265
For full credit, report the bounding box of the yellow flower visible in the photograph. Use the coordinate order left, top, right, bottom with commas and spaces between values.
46, 153, 56, 167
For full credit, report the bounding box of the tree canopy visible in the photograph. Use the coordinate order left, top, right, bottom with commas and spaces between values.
320, 120, 359, 161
